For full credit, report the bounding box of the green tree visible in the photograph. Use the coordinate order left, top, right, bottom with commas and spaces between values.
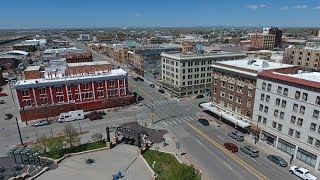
64, 124, 80, 147
46, 137, 63, 154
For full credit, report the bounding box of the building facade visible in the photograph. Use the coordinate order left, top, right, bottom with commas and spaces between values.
63, 52, 93, 63
160, 52, 247, 96
250, 34, 276, 50
253, 71, 320, 170
284, 46, 320, 71
210, 60, 297, 132
15, 69, 135, 121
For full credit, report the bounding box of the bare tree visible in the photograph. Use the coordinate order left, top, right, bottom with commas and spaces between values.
64, 124, 80, 147
91, 133, 103, 142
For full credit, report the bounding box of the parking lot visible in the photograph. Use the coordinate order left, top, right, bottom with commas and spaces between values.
38, 144, 153, 180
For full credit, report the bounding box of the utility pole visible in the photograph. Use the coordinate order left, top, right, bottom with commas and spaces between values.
150, 104, 155, 130
15, 117, 24, 146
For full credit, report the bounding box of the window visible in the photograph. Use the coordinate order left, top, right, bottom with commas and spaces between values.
288, 128, 294, 136
299, 106, 305, 114
40, 97, 48, 105
259, 104, 263, 111
260, 94, 265, 101
263, 117, 267, 124
258, 115, 262, 122
39, 88, 46, 95
316, 140, 320, 148
291, 116, 296, 124
266, 95, 270, 103
74, 84, 78, 91
22, 89, 30, 96
276, 98, 280, 106
293, 104, 298, 112
302, 93, 308, 101
82, 83, 89, 90
272, 121, 277, 128
237, 86, 243, 93
281, 100, 286, 108
278, 124, 282, 131
267, 84, 272, 91
316, 96, 320, 105
221, 81, 226, 88
247, 101, 251, 108
313, 110, 319, 119
97, 82, 103, 88
274, 110, 279, 117
55, 86, 62, 92
308, 136, 314, 145
57, 95, 64, 102
228, 84, 234, 90
68, 94, 73, 101
75, 93, 79, 100
295, 131, 300, 139
236, 96, 242, 104
310, 123, 316, 131
264, 106, 269, 113
277, 86, 282, 94
283, 88, 288, 96
297, 118, 303, 126
182, 69, 185, 73
248, 89, 252, 97
228, 94, 233, 101
280, 112, 285, 119
214, 79, 217, 85
235, 106, 241, 113
295, 91, 300, 99
262, 82, 266, 90
220, 91, 225, 98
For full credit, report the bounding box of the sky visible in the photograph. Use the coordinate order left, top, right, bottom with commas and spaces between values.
0, 0, 320, 29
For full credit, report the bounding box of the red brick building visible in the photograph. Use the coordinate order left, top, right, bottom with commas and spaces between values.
15, 69, 135, 121
63, 52, 93, 63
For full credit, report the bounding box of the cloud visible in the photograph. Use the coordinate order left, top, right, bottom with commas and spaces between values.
135, 13, 142, 16
280, 6, 289, 10
314, 6, 320, 10
247, 4, 267, 10
293, 5, 308, 9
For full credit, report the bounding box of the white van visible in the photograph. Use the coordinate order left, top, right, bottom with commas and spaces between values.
58, 110, 84, 123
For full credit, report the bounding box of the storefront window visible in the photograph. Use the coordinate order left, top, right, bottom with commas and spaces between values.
277, 139, 295, 155
296, 148, 317, 167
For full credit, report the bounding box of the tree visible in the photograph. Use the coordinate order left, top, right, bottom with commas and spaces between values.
64, 124, 80, 147
46, 137, 63, 154
33, 135, 48, 151
91, 133, 103, 142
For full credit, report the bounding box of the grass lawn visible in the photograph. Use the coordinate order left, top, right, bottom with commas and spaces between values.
46, 141, 106, 159
142, 149, 200, 180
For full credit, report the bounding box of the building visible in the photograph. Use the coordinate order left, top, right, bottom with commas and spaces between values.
250, 33, 275, 50
15, 68, 135, 122
283, 46, 320, 71
160, 51, 247, 96
207, 59, 297, 132
79, 34, 90, 41
63, 52, 93, 63
13, 44, 37, 52
264, 27, 283, 48
254, 70, 320, 170
66, 61, 112, 76
42, 47, 88, 62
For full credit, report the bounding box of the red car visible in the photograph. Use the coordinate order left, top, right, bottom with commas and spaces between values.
89, 113, 103, 121
223, 142, 238, 153
0, 93, 8, 97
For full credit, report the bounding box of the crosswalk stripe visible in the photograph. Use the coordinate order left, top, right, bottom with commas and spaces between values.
163, 122, 168, 126
168, 121, 173, 125
177, 119, 182, 123
172, 120, 177, 125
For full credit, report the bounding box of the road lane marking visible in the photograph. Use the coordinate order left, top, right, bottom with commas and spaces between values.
194, 138, 205, 146
187, 123, 269, 180
129, 82, 156, 101
217, 136, 224, 140
224, 162, 232, 170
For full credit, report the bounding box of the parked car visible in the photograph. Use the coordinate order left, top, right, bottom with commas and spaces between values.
289, 166, 318, 180
267, 155, 288, 167
89, 113, 103, 121
149, 84, 155, 88
195, 94, 204, 99
228, 131, 244, 141
223, 143, 238, 153
138, 77, 144, 82
0, 100, 5, 104
240, 145, 259, 157
198, 119, 209, 126
0, 93, 8, 97
58, 110, 84, 123
33, 120, 51, 127
4, 113, 13, 120
158, 89, 165, 93
133, 77, 139, 81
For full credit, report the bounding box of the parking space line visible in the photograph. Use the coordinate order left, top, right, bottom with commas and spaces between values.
224, 162, 232, 170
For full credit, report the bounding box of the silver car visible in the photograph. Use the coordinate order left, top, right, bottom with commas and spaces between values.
241, 145, 259, 157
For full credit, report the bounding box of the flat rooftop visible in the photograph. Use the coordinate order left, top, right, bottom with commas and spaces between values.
25, 66, 40, 71
286, 72, 320, 83
161, 51, 247, 60
213, 59, 294, 72
67, 61, 111, 67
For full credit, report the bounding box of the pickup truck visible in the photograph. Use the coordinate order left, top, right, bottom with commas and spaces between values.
289, 166, 318, 180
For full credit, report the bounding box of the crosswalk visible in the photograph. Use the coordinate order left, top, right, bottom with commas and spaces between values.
162, 116, 197, 127
144, 99, 177, 107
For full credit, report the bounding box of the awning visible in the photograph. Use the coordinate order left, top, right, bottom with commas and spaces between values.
250, 124, 261, 133
201, 102, 251, 128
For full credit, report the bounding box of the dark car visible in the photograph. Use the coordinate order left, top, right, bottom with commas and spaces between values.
133, 77, 139, 81
149, 84, 155, 88
138, 77, 144, 82
267, 155, 288, 167
224, 143, 238, 153
33, 120, 51, 127
0, 100, 5, 104
158, 89, 165, 93
0, 93, 8, 97
198, 119, 209, 126
89, 113, 103, 121
195, 94, 204, 99
4, 113, 13, 120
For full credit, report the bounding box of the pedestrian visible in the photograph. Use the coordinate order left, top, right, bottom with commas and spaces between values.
290, 154, 294, 164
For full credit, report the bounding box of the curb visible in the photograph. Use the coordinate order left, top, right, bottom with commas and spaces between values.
139, 154, 157, 179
